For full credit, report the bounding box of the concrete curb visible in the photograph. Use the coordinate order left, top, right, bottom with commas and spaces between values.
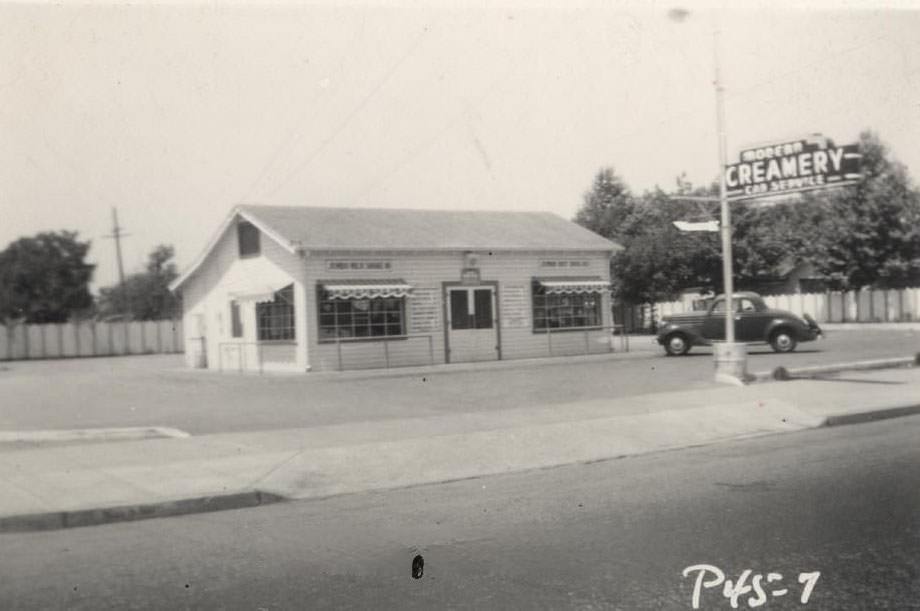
0, 490, 285, 533
824, 404, 920, 427
0, 427, 190, 444
751, 353, 919, 383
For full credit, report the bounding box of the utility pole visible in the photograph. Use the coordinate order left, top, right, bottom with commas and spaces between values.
713, 26, 734, 345
103, 207, 130, 316
669, 8, 747, 384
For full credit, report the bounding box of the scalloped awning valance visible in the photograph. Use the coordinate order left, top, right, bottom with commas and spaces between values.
320, 280, 413, 300
537, 277, 610, 295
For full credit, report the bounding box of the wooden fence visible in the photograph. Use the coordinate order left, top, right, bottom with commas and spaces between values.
1, 320, 183, 361
618, 287, 920, 333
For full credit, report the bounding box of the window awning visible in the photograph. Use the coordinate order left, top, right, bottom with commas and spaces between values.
320, 279, 413, 300
537, 277, 611, 295
229, 287, 283, 304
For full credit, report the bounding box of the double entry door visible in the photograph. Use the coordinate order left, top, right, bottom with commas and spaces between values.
445, 285, 498, 363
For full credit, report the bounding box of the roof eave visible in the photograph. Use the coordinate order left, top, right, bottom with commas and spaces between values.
169, 206, 300, 293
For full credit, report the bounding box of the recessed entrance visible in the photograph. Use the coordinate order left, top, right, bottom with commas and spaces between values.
445, 285, 499, 363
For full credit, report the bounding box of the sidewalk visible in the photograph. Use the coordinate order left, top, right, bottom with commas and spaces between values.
1, 366, 918, 532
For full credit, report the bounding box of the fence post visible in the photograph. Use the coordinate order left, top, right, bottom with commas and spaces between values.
546, 327, 553, 356
428, 335, 434, 365
337, 336, 343, 371
383, 338, 390, 369
583, 329, 589, 355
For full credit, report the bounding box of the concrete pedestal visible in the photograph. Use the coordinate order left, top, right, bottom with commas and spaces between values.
713, 342, 748, 385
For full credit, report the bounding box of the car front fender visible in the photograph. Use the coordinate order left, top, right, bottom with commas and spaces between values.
657, 322, 706, 346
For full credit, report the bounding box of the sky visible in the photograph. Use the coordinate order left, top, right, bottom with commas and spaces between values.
2, 0, 919, 289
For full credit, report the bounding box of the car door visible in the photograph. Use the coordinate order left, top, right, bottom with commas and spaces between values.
737, 298, 771, 342
701, 298, 742, 341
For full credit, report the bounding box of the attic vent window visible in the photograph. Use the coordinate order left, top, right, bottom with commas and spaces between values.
238, 221, 260, 257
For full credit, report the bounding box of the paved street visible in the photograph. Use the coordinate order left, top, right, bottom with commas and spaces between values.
2, 413, 918, 609
0, 329, 917, 435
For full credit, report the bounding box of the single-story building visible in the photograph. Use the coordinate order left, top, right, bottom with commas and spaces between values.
169, 205, 621, 372
739, 259, 830, 295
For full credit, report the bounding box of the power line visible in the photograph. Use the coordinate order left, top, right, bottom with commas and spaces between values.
260, 27, 431, 201
347, 21, 579, 206
238, 17, 370, 203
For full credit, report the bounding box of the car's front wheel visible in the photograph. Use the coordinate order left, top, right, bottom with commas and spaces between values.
664, 333, 691, 356
770, 329, 797, 353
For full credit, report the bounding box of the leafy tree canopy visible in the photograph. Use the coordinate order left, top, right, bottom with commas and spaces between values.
0, 231, 95, 324
798, 131, 920, 289
96, 244, 181, 321
575, 131, 920, 303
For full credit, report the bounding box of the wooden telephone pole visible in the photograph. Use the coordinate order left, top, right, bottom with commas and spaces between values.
103, 207, 129, 316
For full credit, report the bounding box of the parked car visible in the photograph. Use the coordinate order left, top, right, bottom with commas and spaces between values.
656, 291, 822, 356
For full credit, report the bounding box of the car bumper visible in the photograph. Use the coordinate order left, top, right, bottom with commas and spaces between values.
803, 327, 823, 341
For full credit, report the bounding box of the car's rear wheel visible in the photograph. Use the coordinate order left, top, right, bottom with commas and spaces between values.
664, 333, 691, 356
770, 329, 797, 353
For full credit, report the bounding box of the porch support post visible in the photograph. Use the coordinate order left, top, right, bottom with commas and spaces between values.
294, 279, 310, 371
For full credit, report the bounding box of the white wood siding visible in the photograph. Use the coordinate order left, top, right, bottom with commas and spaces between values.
179, 218, 306, 371
304, 250, 613, 372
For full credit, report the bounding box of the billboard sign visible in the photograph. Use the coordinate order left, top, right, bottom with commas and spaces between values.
725, 134, 861, 201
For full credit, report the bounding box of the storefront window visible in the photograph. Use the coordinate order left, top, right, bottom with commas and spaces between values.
256, 285, 295, 341
532, 284, 602, 331
318, 295, 405, 341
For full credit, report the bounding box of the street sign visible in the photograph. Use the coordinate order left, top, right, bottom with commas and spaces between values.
673, 220, 719, 232
725, 134, 861, 202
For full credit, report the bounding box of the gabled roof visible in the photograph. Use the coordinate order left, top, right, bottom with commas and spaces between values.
238, 204, 618, 251
171, 204, 621, 292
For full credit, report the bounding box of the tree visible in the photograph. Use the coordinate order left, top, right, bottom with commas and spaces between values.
574, 171, 724, 303
613, 185, 724, 303
574, 168, 636, 243
576, 130, 920, 304
96, 244, 181, 320
0, 231, 95, 324
801, 131, 920, 289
